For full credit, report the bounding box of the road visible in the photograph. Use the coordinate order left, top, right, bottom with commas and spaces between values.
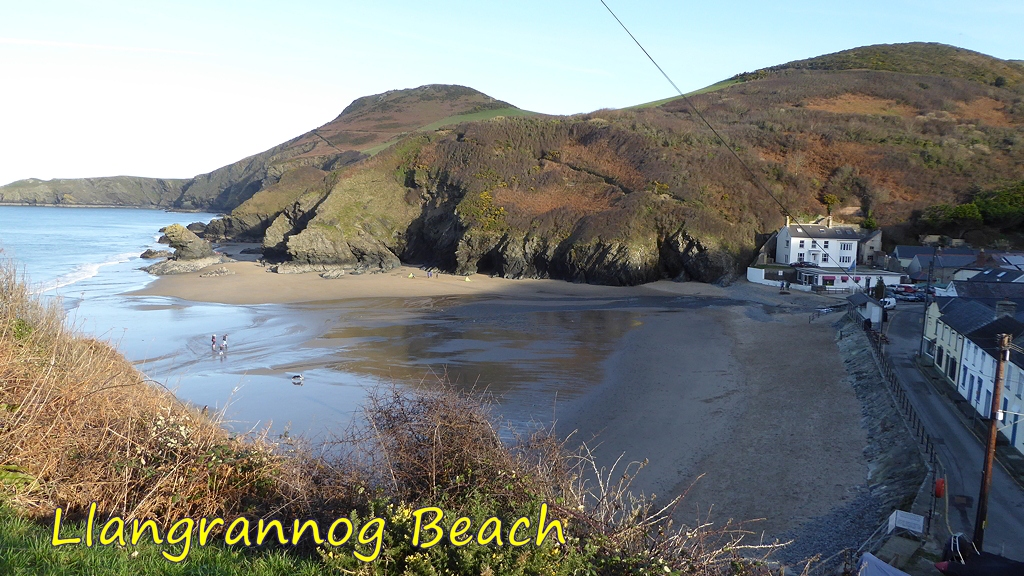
885, 302, 1024, 560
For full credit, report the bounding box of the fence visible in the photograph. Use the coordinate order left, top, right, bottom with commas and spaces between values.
867, 330, 940, 465
807, 317, 944, 574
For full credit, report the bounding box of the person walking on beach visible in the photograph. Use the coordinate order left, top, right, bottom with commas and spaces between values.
221, 334, 228, 351
211, 334, 217, 351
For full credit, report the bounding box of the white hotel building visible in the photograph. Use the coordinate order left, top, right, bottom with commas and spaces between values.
775, 217, 861, 267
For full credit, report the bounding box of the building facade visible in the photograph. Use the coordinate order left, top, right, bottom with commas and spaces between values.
775, 218, 862, 267
960, 318, 1024, 456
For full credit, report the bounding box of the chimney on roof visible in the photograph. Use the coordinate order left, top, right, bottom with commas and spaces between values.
996, 299, 1017, 319
826, 215, 833, 228
786, 215, 791, 227
975, 248, 987, 268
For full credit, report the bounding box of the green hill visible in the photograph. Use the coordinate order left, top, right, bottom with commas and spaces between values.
737, 42, 1024, 87
0, 85, 529, 212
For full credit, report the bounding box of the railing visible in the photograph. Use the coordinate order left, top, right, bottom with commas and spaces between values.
868, 331, 940, 464
809, 304, 847, 323
806, 320, 945, 574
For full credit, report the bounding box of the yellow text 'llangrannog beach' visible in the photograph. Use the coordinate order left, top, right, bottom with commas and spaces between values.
51, 502, 567, 562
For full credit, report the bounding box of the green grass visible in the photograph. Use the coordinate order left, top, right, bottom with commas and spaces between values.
360, 107, 536, 157
0, 503, 325, 576
624, 78, 742, 110
768, 42, 1024, 87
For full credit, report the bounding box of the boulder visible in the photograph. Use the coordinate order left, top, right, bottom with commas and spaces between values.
162, 223, 215, 260
140, 249, 172, 259
199, 266, 234, 278
142, 255, 230, 275
186, 222, 208, 236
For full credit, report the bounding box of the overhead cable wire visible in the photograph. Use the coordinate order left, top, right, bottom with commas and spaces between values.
599, 0, 855, 274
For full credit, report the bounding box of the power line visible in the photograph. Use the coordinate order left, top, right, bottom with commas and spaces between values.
599, 0, 857, 275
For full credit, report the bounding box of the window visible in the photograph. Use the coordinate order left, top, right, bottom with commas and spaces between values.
822, 253, 829, 261
798, 252, 805, 262
841, 242, 853, 251
799, 240, 805, 248
786, 239, 790, 247
823, 241, 829, 249
839, 256, 852, 264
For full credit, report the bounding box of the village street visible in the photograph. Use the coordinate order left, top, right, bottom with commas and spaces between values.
885, 303, 1024, 560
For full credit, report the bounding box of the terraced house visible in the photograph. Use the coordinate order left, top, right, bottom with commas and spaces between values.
960, 316, 1024, 457
923, 298, 1000, 386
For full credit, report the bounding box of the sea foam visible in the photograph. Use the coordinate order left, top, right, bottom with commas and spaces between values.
36, 252, 138, 294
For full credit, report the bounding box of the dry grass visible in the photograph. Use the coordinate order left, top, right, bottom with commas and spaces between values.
803, 94, 918, 118
0, 262, 301, 523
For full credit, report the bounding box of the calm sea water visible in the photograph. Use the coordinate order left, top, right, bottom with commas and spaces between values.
0, 205, 218, 298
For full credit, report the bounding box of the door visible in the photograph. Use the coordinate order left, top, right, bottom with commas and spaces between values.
984, 390, 992, 418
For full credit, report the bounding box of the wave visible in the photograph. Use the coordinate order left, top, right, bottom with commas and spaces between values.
35, 252, 138, 294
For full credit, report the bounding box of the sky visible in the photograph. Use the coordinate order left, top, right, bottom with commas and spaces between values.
1, 0, 1021, 186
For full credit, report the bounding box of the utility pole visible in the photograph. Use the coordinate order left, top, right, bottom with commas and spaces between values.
918, 246, 937, 357
973, 333, 1011, 550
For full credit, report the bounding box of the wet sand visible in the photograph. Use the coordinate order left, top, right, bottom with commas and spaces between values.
131, 259, 865, 542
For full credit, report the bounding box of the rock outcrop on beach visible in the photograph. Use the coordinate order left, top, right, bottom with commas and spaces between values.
139, 249, 172, 259
161, 224, 214, 260
142, 224, 230, 275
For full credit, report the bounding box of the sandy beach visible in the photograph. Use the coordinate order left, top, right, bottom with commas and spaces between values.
131, 258, 869, 545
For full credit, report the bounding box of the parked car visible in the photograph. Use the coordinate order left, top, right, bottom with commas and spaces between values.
790, 261, 816, 268
880, 297, 897, 310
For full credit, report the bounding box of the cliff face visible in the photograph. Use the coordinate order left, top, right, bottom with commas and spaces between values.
0, 176, 189, 207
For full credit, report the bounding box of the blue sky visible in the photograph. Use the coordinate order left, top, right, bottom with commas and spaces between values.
1, 0, 1021, 186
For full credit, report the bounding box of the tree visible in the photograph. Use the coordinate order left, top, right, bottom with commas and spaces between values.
821, 193, 841, 215
949, 203, 983, 237
873, 278, 887, 300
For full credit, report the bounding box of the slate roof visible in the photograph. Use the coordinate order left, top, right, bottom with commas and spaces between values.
965, 316, 1024, 367
953, 282, 1024, 300
894, 246, 975, 259
968, 268, 1024, 283
913, 254, 981, 269
939, 299, 996, 335
847, 293, 882, 307
784, 224, 865, 240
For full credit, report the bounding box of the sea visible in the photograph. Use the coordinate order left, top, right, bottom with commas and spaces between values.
0, 205, 653, 440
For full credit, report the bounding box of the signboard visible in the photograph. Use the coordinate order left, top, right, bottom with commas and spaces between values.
887, 510, 924, 534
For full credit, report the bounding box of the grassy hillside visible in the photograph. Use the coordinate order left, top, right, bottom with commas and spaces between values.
739, 42, 1024, 87
626, 78, 743, 110
0, 85, 525, 212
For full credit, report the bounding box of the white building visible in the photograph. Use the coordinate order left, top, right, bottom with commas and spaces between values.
847, 293, 884, 330
959, 316, 1024, 456
775, 217, 862, 267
